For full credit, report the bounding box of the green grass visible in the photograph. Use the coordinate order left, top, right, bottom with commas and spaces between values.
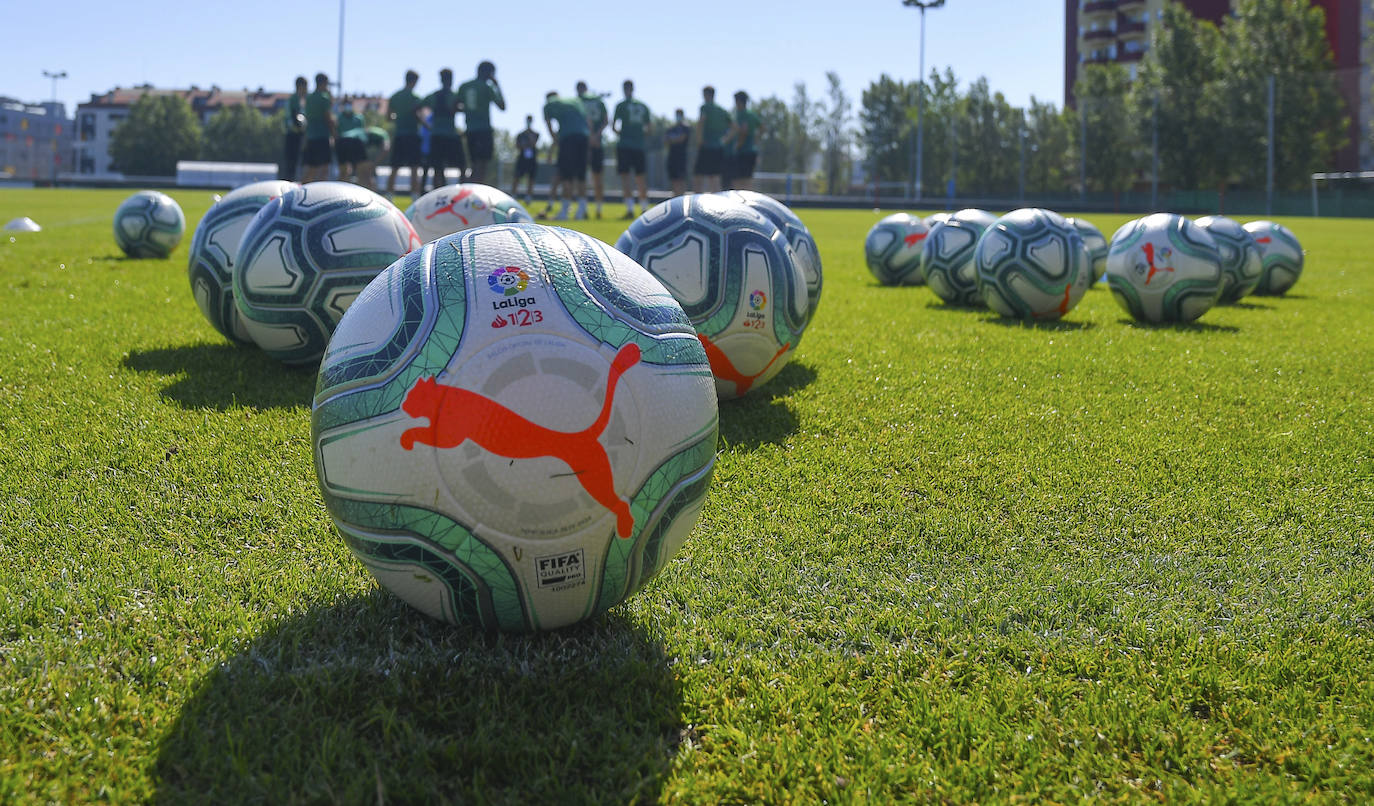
1, 188, 1371, 803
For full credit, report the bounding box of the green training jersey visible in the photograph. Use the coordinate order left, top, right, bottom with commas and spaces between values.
337, 110, 365, 138
580, 93, 608, 131
734, 107, 762, 154
388, 88, 421, 136
544, 96, 589, 137
284, 94, 305, 134
699, 102, 732, 147
457, 78, 503, 132
423, 87, 459, 136
305, 90, 332, 139
613, 99, 651, 150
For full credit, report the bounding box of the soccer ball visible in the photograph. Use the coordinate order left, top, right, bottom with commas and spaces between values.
921, 214, 997, 307
406, 183, 533, 243
975, 208, 1091, 320
234, 181, 420, 366
1195, 215, 1262, 303
312, 224, 718, 632
615, 193, 808, 399
1105, 213, 1223, 323
923, 212, 952, 230
717, 190, 822, 323
1067, 217, 1108, 286
1241, 220, 1303, 295
114, 191, 185, 259
187, 180, 298, 344
864, 213, 929, 286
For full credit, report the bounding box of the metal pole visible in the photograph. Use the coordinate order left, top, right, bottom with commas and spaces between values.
1018, 125, 1026, 201
41, 70, 67, 184
1266, 74, 1275, 215
916, 7, 925, 202
1151, 92, 1159, 210
1311, 174, 1318, 217
1079, 99, 1088, 202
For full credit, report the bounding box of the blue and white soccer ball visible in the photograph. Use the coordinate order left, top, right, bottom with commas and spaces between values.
1195, 215, 1262, 303
234, 181, 420, 366
312, 224, 718, 631
1242, 220, 1304, 295
114, 190, 186, 259
718, 190, 823, 323
405, 183, 533, 244
921, 211, 998, 307
864, 213, 929, 286
1105, 213, 1223, 323
615, 193, 809, 399
1067, 217, 1108, 286
975, 208, 1092, 320
187, 180, 298, 344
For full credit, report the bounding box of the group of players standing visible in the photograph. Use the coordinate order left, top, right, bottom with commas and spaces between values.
281, 62, 763, 221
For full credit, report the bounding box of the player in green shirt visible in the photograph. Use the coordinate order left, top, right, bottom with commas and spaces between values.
576, 81, 609, 217
281, 76, 307, 181
302, 73, 335, 183
457, 61, 506, 183
542, 92, 590, 220
724, 91, 763, 191
694, 86, 733, 192
385, 70, 423, 196
612, 80, 652, 218
335, 101, 367, 185
422, 68, 466, 190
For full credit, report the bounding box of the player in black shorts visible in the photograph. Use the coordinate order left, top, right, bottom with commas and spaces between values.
577, 81, 608, 217
386, 70, 423, 196
665, 109, 691, 196
512, 115, 539, 205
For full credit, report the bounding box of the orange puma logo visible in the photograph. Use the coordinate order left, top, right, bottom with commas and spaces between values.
399, 343, 641, 538
903, 232, 928, 248
697, 333, 790, 396
425, 187, 476, 226
1033, 284, 1073, 318
1142, 242, 1174, 285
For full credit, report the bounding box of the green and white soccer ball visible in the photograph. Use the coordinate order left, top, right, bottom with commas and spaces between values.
1105, 213, 1223, 323
615, 193, 809, 399
405, 183, 533, 244
1242, 220, 1304, 295
1196, 215, 1262, 303
1067, 217, 1108, 286
975, 208, 1091, 320
114, 190, 186, 259
864, 213, 929, 286
234, 181, 420, 366
312, 224, 718, 632
718, 190, 823, 323
187, 180, 298, 344
921, 212, 997, 307
923, 212, 952, 231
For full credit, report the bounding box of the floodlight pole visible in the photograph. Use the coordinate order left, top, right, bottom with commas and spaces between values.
41, 70, 67, 185
903, 0, 945, 203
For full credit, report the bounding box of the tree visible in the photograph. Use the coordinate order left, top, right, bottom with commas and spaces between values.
818, 72, 852, 194
955, 78, 1021, 196
788, 82, 822, 176
1136, 2, 1226, 190
1218, 0, 1347, 191
1025, 97, 1072, 194
109, 93, 201, 176
911, 68, 962, 199
1071, 64, 1141, 194
754, 95, 794, 173
860, 74, 918, 184
201, 104, 278, 164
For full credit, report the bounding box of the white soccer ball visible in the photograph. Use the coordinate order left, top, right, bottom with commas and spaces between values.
864, 213, 929, 286
1241, 220, 1304, 295
615, 193, 809, 399
405, 183, 533, 243
1067, 217, 1108, 285
923, 212, 952, 230
1105, 213, 1223, 323
312, 224, 718, 631
114, 190, 185, 259
717, 190, 823, 323
975, 208, 1092, 320
1195, 215, 1262, 303
234, 181, 420, 366
921, 214, 996, 307
187, 180, 298, 344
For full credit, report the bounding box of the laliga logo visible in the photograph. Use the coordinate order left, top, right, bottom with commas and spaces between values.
749, 290, 767, 310
488, 266, 530, 296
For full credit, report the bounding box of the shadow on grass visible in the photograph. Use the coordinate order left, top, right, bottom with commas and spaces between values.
1119, 319, 1241, 333
717, 360, 815, 449
983, 316, 1094, 332
154, 590, 684, 804
924, 300, 987, 313
1226, 300, 1276, 310
123, 343, 315, 410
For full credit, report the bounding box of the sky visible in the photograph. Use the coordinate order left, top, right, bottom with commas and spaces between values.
5, 1, 1065, 126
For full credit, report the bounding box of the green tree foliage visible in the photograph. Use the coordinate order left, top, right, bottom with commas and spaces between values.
1217, 0, 1347, 191
1136, 3, 1226, 190
1072, 64, 1141, 194
109, 94, 201, 176
201, 104, 279, 164
819, 72, 852, 194
1025, 97, 1072, 194
955, 78, 1022, 196
754, 96, 793, 173
860, 74, 918, 184
787, 83, 823, 176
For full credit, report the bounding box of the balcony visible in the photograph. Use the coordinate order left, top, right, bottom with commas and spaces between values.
1117, 0, 1145, 10
1117, 50, 1144, 62
1083, 27, 1117, 41
1117, 19, 1146, 36
1081, 0, 1117, 15
1084, 52, 1113, 65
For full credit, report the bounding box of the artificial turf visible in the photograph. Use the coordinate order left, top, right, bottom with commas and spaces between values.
0, 188, 1370, 803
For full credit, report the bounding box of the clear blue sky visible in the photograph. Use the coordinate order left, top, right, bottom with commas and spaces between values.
6, 1, 1065, 126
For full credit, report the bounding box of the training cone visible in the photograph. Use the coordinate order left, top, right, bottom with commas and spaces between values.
4, 217, 41, 232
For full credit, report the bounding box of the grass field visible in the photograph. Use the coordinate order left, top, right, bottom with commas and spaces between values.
0, 188, 1370, 803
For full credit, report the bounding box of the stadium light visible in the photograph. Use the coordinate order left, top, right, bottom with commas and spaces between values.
902, 0, 945, 202
41, 70, 67, 185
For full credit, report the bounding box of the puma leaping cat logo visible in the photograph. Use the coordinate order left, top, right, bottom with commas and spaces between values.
697, 333, 790, 396
400, 343, 641, 538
